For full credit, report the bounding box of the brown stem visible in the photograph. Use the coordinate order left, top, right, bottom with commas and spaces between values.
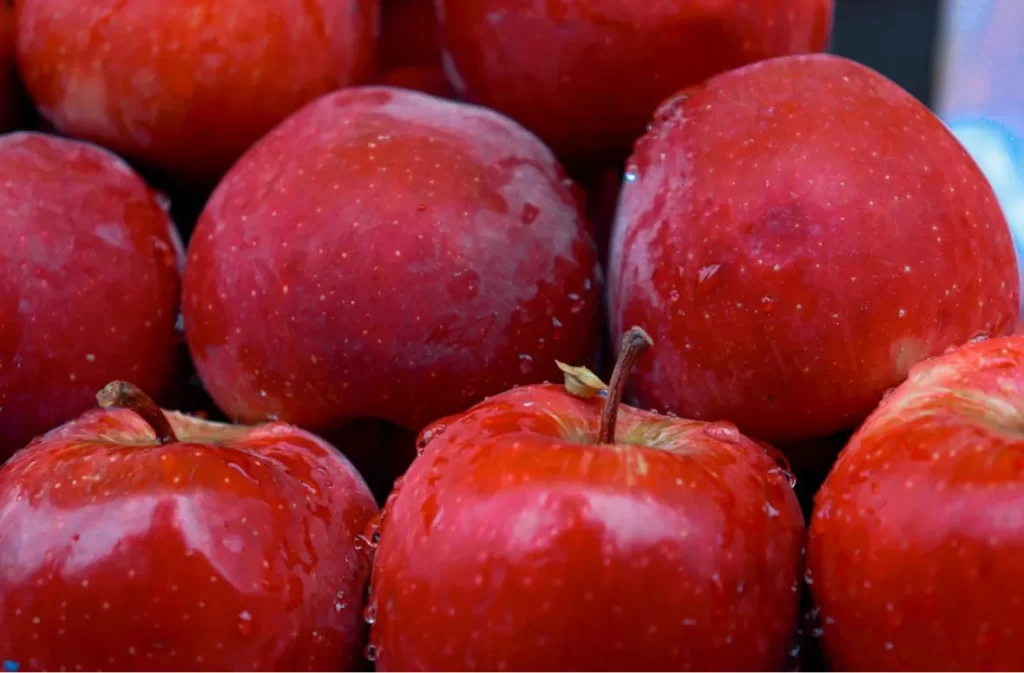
598, 326, 654, 444
96, 381, 179, 445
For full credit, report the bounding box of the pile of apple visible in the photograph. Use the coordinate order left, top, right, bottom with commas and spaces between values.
1, 0, 1022, 671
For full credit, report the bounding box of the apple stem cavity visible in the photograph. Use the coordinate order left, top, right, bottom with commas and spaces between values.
599, 326, 654, 444
96, 380, 179, 445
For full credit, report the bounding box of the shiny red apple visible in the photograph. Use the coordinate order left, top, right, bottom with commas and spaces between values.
437, 0, 833, 163
14, 0, 378, 185
0, 132, 182, 460
609, 53, 1019, 446
367, 328, 805, 671
0, 381, 377, 671
808, 335, 1024, 670
183, 86, 600, 447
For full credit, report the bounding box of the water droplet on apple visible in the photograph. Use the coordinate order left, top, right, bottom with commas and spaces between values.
521, 203, 540, 224
155, 191, 172, 212
237, 610, 253, 636
763, 502, 781, 518
624, 169, 638, 183
703, 421, 740, 444
353, 533, 376, 554
364, 644, 379, 662
696, 266, 722, 298
334, 591, 346, 612
803, 569, 815, 586
363, 602, 377, 625
416, 424, 447, 454
760, 296, 776, 313
362, 515, 382, 549
968, 331, 991, 344
760, 443, 797, 487
518, 353, 535, 375
668, 288, 680, 303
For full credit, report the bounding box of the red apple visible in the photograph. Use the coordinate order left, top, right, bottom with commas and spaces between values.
0, 132, 182, 460
14, 0, 378, 185
367, 327, 805, 671
807, 335, 1024, 670
437, 0, 833, 164
0, 381, 377, 671
183, 86, 600, 444
609, 53, 1019, 446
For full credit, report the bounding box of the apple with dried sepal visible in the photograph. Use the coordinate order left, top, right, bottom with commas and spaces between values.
0, 381, 376, 671
366, 327, 805, 671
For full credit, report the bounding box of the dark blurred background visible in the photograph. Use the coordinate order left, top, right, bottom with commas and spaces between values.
831, 0, 940, 108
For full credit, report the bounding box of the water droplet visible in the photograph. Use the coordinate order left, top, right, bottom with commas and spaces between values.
416, 203, 427, 212
353, 533, 375, 553
518, 353, 535, 375
761, 444, 797, 487
803, 569, 815, 586
363, 602, 377, 625
155, 191, 172, 212
416, 424, 447, 454
624, 169, 638, 183
703, 421, 740, 444
521, 203, 540, 224
364, 644, 379, 662
334, 591, 346, 612
668, 289, 680, 303
764, 502, 780, 518
968, 331, 991, 344
363, 514, 383, 548
760, 296, 776, 313
237, 610, 253, 636
696, 264, 722, 296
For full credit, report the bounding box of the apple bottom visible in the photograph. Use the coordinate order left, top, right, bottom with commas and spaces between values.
371, 484, 800, 670
0, 491, 365, 670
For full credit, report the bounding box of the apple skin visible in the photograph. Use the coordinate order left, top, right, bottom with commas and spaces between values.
437, 0, 832, 163
608, 53, 1020, 445
183, 86, 601, 440
0, 401, 378, 671
807, 335, 1024, 670
0, 132, 182, 460
13, 0, 378, 185
367, 383, 805, 671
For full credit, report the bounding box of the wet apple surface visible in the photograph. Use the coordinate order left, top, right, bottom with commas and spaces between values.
809, 335, 1024, 670
0, 132, 183, 460
0, 383, 377, 671
367, 329, 805, 671
183, 87, 601, 440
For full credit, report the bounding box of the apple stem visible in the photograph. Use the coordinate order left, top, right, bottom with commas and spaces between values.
96, 381, 179, 445
598, 326, 654, 444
